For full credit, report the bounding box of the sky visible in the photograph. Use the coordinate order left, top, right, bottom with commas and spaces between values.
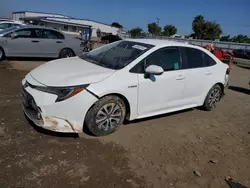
1, 0, 250, 36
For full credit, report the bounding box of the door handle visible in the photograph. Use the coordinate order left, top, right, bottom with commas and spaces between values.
56, 41, 62, 43
176, 75, 185, 80
31, 40, 39, 43
205, 71, 212, 75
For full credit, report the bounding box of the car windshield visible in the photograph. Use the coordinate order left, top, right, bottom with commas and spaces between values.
80, 40, 154, 70
0, 26, 18, 35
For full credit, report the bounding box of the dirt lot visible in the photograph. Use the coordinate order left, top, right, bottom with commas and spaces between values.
0, 60, 249, 188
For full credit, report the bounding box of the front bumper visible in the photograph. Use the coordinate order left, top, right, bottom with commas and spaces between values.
21, 78, 98, 133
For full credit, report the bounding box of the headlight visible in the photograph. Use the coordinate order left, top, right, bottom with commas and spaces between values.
33, 84, 89, 102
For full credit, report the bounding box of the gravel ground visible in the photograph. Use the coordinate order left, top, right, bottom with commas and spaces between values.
0, 60, 249, 188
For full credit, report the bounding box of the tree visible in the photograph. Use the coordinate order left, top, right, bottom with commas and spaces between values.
192, 15, 222, 40
231, 35, 249, 43
147, 22, 161, 35
111, 22, 123, 29
189, 33, 196, 39
162, 25, 177, 36
220, 34, 250, 43
192, 15, 205, 39
220, 35, 231, 42
128, 27, 143, 38
203, 21, 222, 40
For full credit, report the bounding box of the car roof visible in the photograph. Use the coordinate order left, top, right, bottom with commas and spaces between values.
17, 25, 55, 29
12, 25, 65, 34
125, 38, 194, 48
0, 25, 67, 37
0, 21, 24, 24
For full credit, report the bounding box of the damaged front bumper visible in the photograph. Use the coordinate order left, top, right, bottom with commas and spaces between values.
21, 77, 98, 133
22, 86, 79, 133
23, 106, 79, 133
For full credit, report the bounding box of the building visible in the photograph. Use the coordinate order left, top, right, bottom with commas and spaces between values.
12, 11, 70, 20
0, 17, 12, 22
12, 11, 124, 39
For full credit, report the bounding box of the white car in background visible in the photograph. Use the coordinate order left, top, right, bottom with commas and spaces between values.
0, 21, 25, 31
0, 25, 83, 60
21, 39, 230, 136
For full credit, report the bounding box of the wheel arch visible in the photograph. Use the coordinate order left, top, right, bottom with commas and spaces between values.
216, 82, 225, 94
99, 93, 131, 120
0, 46, 5, 55
202, 82, 224, 105
0, 46, 6, 61
86, 92, 132, 121
83, 92, 132, 134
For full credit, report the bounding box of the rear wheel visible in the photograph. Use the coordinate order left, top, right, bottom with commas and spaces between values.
0, 47, 5, 61
203, 84, 222, 111
85, 95, 126, 136
59, 48, 75, 58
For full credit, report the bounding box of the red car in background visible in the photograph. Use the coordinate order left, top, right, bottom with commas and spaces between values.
201, 46, 233, 72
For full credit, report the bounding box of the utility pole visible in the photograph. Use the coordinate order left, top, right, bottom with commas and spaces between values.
156, 18, 160, 26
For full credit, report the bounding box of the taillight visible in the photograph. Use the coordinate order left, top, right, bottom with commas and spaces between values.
226, 67, 230, 74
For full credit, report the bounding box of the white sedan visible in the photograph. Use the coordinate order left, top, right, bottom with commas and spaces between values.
22, 39, 230, 136
0, 21, 25, 31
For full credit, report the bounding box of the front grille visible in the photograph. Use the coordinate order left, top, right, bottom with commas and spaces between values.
22, 86, 42, 123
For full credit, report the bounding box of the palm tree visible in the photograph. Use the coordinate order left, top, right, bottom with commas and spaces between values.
192, 15, 205, 39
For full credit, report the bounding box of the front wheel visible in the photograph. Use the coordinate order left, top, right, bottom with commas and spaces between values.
203, 84, 222, 111
85, 96, 126, 136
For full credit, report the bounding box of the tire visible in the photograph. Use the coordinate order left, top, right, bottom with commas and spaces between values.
203, 84, 222, 111
85, 95, 126, 136
0, 47, 5, 61
59, 48, 75, 58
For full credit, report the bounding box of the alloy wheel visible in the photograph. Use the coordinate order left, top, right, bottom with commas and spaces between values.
208, 87, 221, 108
95, 103, 122, 131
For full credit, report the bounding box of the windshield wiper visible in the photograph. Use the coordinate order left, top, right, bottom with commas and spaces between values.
83, 57, 99, 64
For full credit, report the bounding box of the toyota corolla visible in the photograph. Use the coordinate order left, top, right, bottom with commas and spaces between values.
22, 39, 229, 136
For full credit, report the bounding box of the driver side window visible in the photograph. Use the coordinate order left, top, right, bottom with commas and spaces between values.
130, 47, 182, 73
145, 48, 181, 71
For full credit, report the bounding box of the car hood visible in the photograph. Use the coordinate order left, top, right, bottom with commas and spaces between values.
28, 57, 116, 87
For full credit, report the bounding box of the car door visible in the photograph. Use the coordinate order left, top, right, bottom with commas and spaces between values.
180, 47, 216, 106
39, 29, 65, 57
5, 28, 43, 57
134, 47, 186, 116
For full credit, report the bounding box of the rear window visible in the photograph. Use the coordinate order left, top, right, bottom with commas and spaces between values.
185, 47, 204, 68
42, 29, 64, 39
203, 52, 216, 66
184, 47, 217, 68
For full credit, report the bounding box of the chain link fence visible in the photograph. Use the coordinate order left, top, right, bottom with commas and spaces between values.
132, 36, 250, 51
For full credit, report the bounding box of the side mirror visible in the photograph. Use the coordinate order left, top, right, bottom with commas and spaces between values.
11, 32, 18, 39
145, 65, 164, 75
